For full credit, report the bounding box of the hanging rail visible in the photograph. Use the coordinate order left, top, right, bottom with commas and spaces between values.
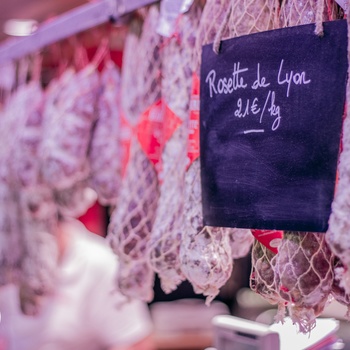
0, 0, 157, 64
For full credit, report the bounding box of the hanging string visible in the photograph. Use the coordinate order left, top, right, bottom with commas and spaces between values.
273, 0, 281, 29
70, 35, 87, 70
212, 2, 233, 54
32, 53, 42, 83
102, 23, 113, 66
54, 42, 68, 78
159, 15, 183, 51
79, 43, 89, 69
314, 0, 325, 36
91, 37, 109, 68
104, 42, 112, 65
17, 57, 29, 88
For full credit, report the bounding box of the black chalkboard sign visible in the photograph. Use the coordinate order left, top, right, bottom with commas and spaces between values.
200, 20, 348, 233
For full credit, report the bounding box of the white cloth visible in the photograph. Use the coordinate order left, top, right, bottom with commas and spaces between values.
0, 220, 153, 350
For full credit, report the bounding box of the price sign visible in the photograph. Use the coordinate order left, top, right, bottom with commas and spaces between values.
200, 20, 348, 232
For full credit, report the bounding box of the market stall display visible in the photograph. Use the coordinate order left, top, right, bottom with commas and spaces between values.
0, 0, 349, 338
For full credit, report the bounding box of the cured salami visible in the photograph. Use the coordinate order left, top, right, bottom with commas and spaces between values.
182, 0, 273, 304
40, 64, 100, 190
148, 2, 202, 294
19, 186, 59, 315
11, 81, 44, 187
108, 7, 162, 301
250, 239, 285, 314
279, 0, 339, 27
0, 184, 23, 286
331, 257, 350, 318
276, 232, 334, 333
89, 61, 122, 206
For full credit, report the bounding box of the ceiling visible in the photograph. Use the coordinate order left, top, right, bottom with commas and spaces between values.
0, 0, 89, 43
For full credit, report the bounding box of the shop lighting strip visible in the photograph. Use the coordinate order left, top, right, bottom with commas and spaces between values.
0, 0, 157, 64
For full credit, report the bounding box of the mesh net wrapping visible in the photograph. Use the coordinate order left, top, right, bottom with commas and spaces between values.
0, 86, 27, 285
181, 225, 233, 305
0, 184, 23, 286
182, 0, 234, 304
117, 260, 154, 302
53, 180, 97, 218
194, 0, 232, 72
327, 119, 350, 292
276, 232, 333, 333
148, 2, 203, 294
326, 4, 350, 293
88, 61, 122, 206
279, 0, 339, 27
182, 0, 275, 303
0, 84, 28, 184
120, 19, 143, 125
147, 123, 187, 293
19, 185, 59, 316
40, 65, 100, 190
331, 257, 350, 318
250, 239, 283, 307
108, 6, 162, 301
251, 234, 334, 333
247, 0, 340, 332
0, 72, 63, 314
230, 0, 277, 36
11, 81, 44, 187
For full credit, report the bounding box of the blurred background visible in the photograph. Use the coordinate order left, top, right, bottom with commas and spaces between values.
0, 0, 88, 43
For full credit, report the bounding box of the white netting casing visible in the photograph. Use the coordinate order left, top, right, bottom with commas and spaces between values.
325, 2, 350, 293
275, 232, 334, 333
0, 84, 28, 185
327, 119, 350, 292
279, 0, 339, 27
194, 0, 232, 72
108, 6, 162, 301
53, 180, 97, 219
148, 2, 202, 294
42, 68, 75, 131
0, 184, 23, 286
40, 65, 100, 190
181, 225, 233, 305
182, 0, 234, 305
89, 61, 122, 206
0, 73, 61, 313
331, 257, 350, 318
117, 260, 154, 302
11, 81, 44, 187
230, 0, 277, 36
182, 0, 274, 304
181, 150, 236, 304
250, 239, 284, 307
249, 0, 340, 332
120, 20, 143, 125
19, 185, 59, 316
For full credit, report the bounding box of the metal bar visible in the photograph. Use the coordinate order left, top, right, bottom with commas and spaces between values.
116, 0, 157, 16
0, 0, 157, 64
